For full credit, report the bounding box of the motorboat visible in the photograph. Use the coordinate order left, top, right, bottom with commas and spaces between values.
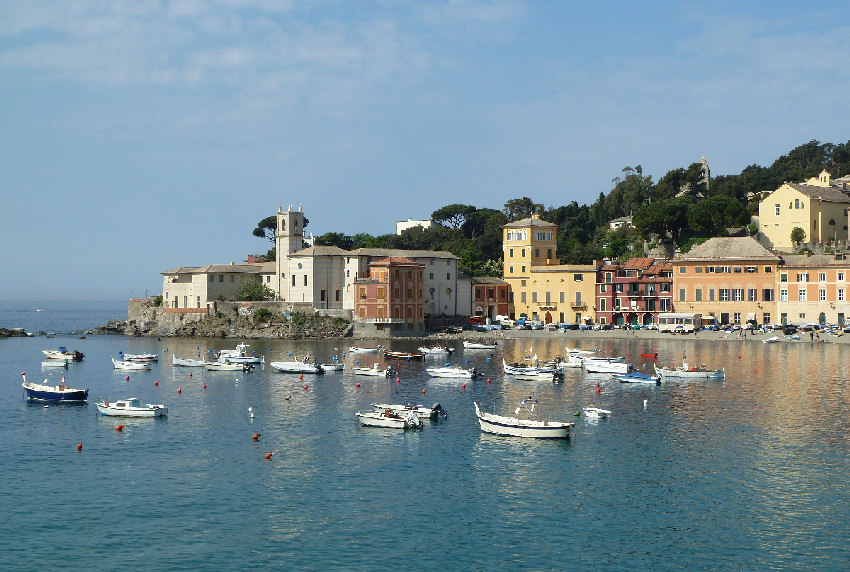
112, 357, 151, 371
352, 363, 395, 377
463, 341, 497, 350
349, 346, 381, 354
21, 372, 88, 402
172, 354, 206, 367
418, 346, 455, 356
269, 361, 325, 374
41, 360, 68, 369
96, 397, 167, 417
321, 363, 345, 372
42, 348, 84, 362
654, 352, 724, 380
356, 410, 423, 430
613, 372, 661, 384
384, 350, 424, 360
583, 407, 611, 419
371, 402, 446, 420
217, 343, 264, 364
513, 371, 558, 382
426, 366, 478, 379
473, 400, 573, 439
763, 336, 780, 344
582, 358, 632, 374
205, 361, 255, 372
119, 352, 158, 362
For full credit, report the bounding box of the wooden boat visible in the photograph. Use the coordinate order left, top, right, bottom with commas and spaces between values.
21, 373, 88, 402
503, 359, 561, 377
96, 397, 167, 417
613, 372, 660, 384
426, 366, 478, 379
582, 358, 632, 374
205, 361, 255, 372
352, 363, 395, 377
356, 410, 423, 430
654, 353, 724, 380
583, 407, 611, 419
172, 354, 206, 367
640, 352, 659, 359
383, 350, 424, 360
321, 363, 344, 372
217, 342, 264, 364
371, 402, 446, 420
418, 346, 455, 356
473, 400, 573, 439
42, 348, 84, 362
269, 361, 325, 374
513, 371, 558, 382
119, 352, 158, 362
112, 357, 151, 370
762, 336, 780, 344
349, 346, 381, 354
41, 360, 68, 368
463, 341, 497, 350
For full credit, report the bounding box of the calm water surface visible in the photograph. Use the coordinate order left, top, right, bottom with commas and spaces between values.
1, 305, 849, 570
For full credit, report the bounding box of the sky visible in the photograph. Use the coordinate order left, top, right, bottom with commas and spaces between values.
2, 1, 850, 301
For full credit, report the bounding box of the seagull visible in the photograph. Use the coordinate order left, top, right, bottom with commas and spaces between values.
284, 395, 291, 401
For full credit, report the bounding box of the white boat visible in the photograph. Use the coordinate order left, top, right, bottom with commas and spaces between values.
502, 359, 560, 377
356, 410, 423, 430
205, 361, 255, 372
269, 361, 325, 374
96, 397, 167, 417
654, 353, 724, 380
426, 366, 478, 379
371, 402, 446, 420
582, 359, 632, 374
217, 343, 264, 364
22, 373, 88, 402
172, 354, 206, 367
763, 336, 780, 344
583, 407, 611, 419
513, 371, 558, 382
41, 360, 68, 368
352, 363, 395, 377
321, 363, 345, 372
418, 346, 455, 356
463, 341, 497, 350
612, 372, 660, 384
42, 349, 84, 362
112, 357, 151, 370
119, 352, 158, 362
349, 346, 381, 354
473, 400, 573, 439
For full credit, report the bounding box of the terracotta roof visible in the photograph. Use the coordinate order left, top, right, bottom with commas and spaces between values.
162, 263, 272, 275
675, 237, 781, 262
623, 257, 655, 270
787, 182, 850, 203
502, 216, 557, 229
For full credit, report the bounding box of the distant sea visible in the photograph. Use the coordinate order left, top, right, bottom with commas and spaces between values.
0, 300, 127, 334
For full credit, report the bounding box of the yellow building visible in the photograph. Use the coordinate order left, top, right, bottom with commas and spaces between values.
778, 253, 850, 326
502, 214, 598, 324
758, 171, 850, 251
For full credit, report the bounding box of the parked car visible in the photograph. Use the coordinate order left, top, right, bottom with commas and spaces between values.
601, 324, 614, 331
528, 320, 545, 330
782, 325, 798, 335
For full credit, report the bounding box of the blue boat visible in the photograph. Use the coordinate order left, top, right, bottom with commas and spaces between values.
612, 371, 661, 385
21, 372, 88, 402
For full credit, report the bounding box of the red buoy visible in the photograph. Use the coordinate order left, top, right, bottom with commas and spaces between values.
252, 433, 261, 441
595, 380, 601, 394
355, 382, 360, 388
299, 373, 304, 380
461, 383, 467, 390
396, 377, 400, 383
154, 380, 159, 386
125, 375, 129, 381
115, 425, 125, 432
303, 385, 308, 390
76, 441, 82, 452
189, 372, 193, 377
178, 387, 182, 394
421, 388, 425, 394
265, 452, 274, 460
202, 382, 206, 389
487, 378, 491, 383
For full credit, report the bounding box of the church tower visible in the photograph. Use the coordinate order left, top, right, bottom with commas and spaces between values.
274, 204, 305, 299
701, 155, 710, 192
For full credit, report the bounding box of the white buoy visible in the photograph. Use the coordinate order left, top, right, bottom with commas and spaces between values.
644, 399, 648, 409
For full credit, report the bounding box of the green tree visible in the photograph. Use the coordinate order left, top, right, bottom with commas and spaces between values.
790, 227, 806, 244
231, 278, 275, 301
431, 204, 476, 229
503, 197, 543, 221
314, 232, 353, 250
687, 195, 749, 236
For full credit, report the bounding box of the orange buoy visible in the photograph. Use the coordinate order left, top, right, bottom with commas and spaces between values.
303, 385, 308, 390
299, 373, 304, 380
154, 380, 159, 386
189, 372, 193, 377
125, 375, 129, 381
76, 441, 82, 452
178, 387, 182, 394
252, 433, 261, 441
461, 383, 466, 389
265, 452, 274, 460
202, 382, 206, 389
115, 425, 125, 432
595, 380, 601, 394
396, 377, 400, 383
487, 377, 491, 383
754, 369, 758, 373
422, 388, 426, 394
738, 355, 742, 359
355, 382, 360, 388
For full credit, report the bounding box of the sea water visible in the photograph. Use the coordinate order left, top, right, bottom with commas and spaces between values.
0, 308, 848, 570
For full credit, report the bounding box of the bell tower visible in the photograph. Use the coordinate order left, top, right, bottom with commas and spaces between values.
274, 204, 305, 300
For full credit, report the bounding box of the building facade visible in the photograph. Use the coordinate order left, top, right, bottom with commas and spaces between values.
470, 277, 510, 322
595, 258, 673, 326
161, 262, 275, 309
673, 237, 781, 326
354, 257, 425, 333
778, 253, 850, 326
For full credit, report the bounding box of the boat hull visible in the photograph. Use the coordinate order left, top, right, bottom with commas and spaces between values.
172, 355, 206, 367
269, 362, 325, 374
426, 367, 476, 379
112, 358, 150, 370
96, 401, 167, 417
23, 384, 88, 402
474, 403, 572, 439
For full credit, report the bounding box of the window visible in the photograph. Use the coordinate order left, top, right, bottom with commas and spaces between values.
709, 289, 715, 301
509, 249, 513, 257
521, 249, 525, 257
605, 272, 612, 283
574, 274, 583, 281
521, 266, 526, 273
839, 272, 845, 282
797, 273, 809, 282
615, 284, 624, 293
695, 267, 702, 273
719, 289, 730, 301
600, 299, 606, 311
532, 292, 537, 303
780, 273, 788, 282
320, 290, 326, 302
660, 299, 671, 311
196, 296, 201, 308
304, 275, 308, 286
679, 288, 686, 302
219, 275, 224, 283
780, 289, 788, 302
447, 273, 451, 280
209, 275, 214, 282
799, 289, 807, 302
819, 289, 826, 302
762, 289, 775, 302
335, 290, 340, 302
745, 266, 757, 273
560, 292, 565, 303
775, 204, 780, 216
732, 289, 744, 301
680, 267, 687, 274
840, 289, 845, 302
547, 249, 552, 259
600, 284, 607, 293
429, 273, 434, 279
520, 280, 526, 286
695, 289, 702, 302
748, 289, 757, 302
763, 313, 771, 325
733, 267, 742, 273
765, 266, 772, 273
292, 275, 296, 287
535, 249, 539, 258
819, 273, 827, 282
795, 199, 799, 209
616, 298, 622, 308
734, 313, 741, 324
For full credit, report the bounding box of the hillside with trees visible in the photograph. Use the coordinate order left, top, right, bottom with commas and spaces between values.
252, 139, 850, 276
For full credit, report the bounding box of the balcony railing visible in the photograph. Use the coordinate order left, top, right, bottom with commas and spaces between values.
570, 302, 587, 310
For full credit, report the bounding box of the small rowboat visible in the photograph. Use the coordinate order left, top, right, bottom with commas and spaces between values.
119, 352, 158, 362
96, 397, 167, 417
640, 352, 659, 359
474, 400, 572, 439
583, 407, 611, 419
21, 373, 88, 402
112, 358, 150, 370
356, 410, 423, 430
384, 350, 424, 360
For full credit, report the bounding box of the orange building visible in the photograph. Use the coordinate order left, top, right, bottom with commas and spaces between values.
673, 237, 781, 326
354, 257, 425, 334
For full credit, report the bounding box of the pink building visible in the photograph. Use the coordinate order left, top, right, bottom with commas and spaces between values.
595, 258, 673, 326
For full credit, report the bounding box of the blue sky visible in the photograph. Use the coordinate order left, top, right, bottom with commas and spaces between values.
1, 1, 849, 301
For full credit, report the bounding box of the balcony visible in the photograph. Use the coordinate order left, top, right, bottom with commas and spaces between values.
570, 302, 587, 310
362, 317, 405, 324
